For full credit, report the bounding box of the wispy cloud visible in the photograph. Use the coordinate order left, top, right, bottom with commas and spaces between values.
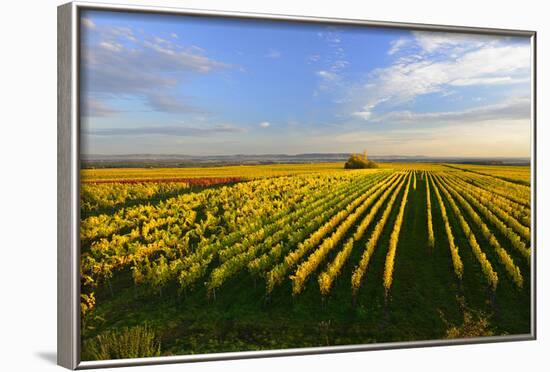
450, 76, 526, 86
81, 22, 231, 117
315, 28, 349, 92
265, 49, 281, 59
308, 54, 321, 63
86, 124, 246, 136
259, 121, 271, 128
371, 97, 530, 125
350, 32, 530, 121
81, 17, 96, 30
388, 38, 408, 55
352, 111, 372, 120
147, 93, 202, 114
317, 70, 338, 81
81, 98, 119, 117
98, 41, 123, 52
388, 32, 496, 56
412, 31, 495, 54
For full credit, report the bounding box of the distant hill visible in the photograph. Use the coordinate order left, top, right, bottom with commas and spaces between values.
81, 153, 530, 168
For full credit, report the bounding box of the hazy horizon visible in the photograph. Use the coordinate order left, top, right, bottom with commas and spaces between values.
80, 10, 532, 158
82, 152, 530, 160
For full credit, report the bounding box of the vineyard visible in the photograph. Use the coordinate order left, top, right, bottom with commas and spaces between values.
80, 163, 532, 358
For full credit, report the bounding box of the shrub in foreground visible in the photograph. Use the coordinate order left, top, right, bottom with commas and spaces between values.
82, 325, 161, 360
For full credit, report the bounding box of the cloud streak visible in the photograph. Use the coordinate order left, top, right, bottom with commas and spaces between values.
81, 98, 120, 117
317, 70, 338, 81
372, 97, 530, 125
81, 17, 96, 30
265, 49, 281, 59
86, 124, 246, 137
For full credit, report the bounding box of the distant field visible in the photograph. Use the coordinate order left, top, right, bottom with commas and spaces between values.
80, 162, 532, 359
442, 164, 531, 185
81, 162, 347, 182
81, 162, 529, 183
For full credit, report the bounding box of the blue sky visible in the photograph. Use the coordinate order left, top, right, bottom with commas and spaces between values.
80, 10, 532, 157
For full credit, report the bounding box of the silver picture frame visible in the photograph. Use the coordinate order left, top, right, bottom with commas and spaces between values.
57, 1, 537, 369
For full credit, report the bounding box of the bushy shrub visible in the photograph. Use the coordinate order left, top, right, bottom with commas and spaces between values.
445, 311, 495, 338
442, 296, 495, 339
82, 325, 162, 360
344, 154, 378, 169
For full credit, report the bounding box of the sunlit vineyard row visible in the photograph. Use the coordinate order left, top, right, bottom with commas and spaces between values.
80, 164, 531, 317
442, 163, 531, 185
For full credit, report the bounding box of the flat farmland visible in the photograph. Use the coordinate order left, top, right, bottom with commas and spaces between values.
80, 163, 531, 359
81, 162, 348, 182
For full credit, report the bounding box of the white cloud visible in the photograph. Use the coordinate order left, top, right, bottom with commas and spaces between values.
265, 49, 281, 59
308, 54, 321, 63
450, 76, 514, 86
317, 70, 338, 81
170, 33, 178, 39
352, 111, 372, 120
259, 121, 270, 128
411, 31, 495, 54
331, 60, 349, 71
81, 18, 95, 29
99, 41, 123, 52
154, 37, 170, 45
388, 38, 409, 55
386, 32, 492, 56
351, 36, 530, 120
188, 45, 205, 54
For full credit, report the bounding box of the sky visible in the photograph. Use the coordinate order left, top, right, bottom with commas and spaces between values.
80, 10, 532, 157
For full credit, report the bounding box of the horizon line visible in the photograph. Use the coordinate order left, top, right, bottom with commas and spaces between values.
81, 153, 531, 159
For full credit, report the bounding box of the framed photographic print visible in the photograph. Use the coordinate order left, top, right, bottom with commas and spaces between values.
57, 1, 536, 369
